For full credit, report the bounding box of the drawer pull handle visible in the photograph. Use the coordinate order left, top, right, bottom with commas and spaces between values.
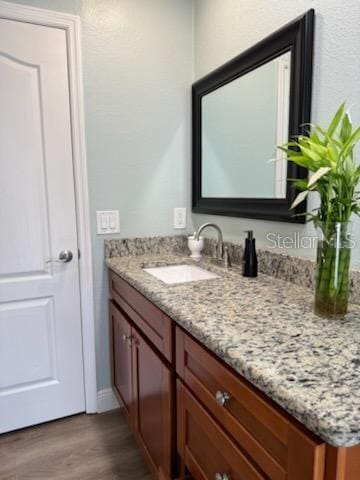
215, 390, 230, 406
122, 334, 128, 343
215, 474, 230, 480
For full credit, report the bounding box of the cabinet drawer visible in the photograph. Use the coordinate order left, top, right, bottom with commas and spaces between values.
177, 380, 266, 480
109, 270, 173, 362
176, 327, 326, 480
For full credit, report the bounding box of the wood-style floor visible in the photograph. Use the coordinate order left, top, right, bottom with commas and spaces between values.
0, 409, 152, 480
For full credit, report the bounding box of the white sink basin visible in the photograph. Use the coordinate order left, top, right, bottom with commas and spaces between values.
143, 264, 219, 285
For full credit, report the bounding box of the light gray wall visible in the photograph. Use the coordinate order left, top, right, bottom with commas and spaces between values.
7, 0, 360, 393
193, 0, 360, 263
7, 0, 194, 391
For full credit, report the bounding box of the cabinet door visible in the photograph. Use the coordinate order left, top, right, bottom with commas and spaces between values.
109, 301, 132, 418
132, 328, 173, 479
177, 381, 266, 480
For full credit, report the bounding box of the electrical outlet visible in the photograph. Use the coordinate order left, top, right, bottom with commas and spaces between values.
174, 207, 186, 229
96, 210, 120, 234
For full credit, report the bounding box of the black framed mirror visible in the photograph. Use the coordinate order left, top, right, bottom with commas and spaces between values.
192, 10, 314, 223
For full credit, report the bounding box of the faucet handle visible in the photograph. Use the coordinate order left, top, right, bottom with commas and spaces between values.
213, 241, 224, 260
223, 246, 231, 268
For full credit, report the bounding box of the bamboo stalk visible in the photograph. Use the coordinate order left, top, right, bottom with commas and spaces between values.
315, 227, 351, 317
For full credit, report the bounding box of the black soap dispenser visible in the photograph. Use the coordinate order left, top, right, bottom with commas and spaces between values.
243, 230, 257, 277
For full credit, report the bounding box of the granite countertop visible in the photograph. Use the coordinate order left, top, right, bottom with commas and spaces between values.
106, 252, 360, 447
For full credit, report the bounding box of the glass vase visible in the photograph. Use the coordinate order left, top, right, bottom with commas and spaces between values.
314, 222, 352, 319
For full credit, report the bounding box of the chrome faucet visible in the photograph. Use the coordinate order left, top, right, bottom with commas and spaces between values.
195, 222, 230, 267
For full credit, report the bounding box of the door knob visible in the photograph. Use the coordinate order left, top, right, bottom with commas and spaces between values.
46, 250, 74, 264
58, 250, 73, 263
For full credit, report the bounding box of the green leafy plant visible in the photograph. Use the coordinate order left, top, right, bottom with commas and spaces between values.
279, 102, 360, 233
278, 103, 360, 317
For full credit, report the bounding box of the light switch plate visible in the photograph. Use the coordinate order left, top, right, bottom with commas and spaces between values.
174, 207, 186, 229
96, 210, 120, 234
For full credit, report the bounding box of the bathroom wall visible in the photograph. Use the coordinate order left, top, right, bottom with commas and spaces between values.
7, 0, 194, 391
193, 0, 360, 264
6, 0, 360, 394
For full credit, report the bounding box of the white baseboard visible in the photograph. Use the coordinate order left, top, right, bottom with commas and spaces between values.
97, 388, 120, 413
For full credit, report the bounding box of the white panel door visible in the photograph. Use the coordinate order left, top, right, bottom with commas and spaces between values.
0, 17, 85, 432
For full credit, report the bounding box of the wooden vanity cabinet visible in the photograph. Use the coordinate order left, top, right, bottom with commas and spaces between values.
176, 327, 326, 480
109, 270, 173, 362
108, 268, 360, 480
109, 274, 174, 480
177, 380, 267, 480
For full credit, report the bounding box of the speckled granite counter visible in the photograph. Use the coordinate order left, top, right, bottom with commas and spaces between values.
106, 252, 360, 447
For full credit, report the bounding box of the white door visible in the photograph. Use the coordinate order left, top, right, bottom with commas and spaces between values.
0, 17, 85, 432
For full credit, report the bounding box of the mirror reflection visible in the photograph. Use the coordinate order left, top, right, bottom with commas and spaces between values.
201, 51, 291, 199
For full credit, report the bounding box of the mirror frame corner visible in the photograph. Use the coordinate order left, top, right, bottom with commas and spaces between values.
192, 9, 315, 224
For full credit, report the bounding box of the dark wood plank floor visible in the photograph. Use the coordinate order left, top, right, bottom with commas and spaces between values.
0, 410, 152, 480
